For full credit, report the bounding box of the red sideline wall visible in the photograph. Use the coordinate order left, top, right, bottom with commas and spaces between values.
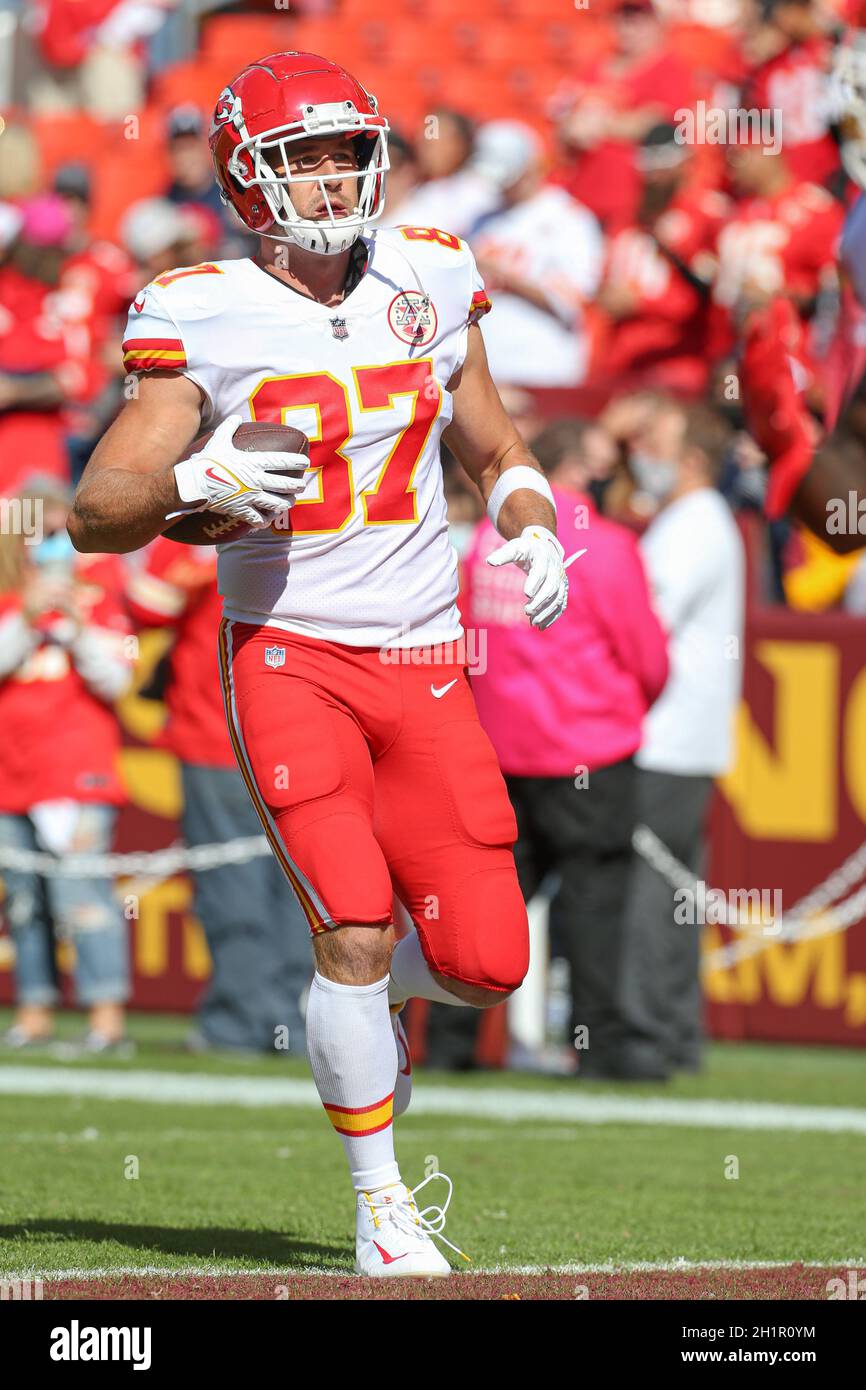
706, 600, 866, 1047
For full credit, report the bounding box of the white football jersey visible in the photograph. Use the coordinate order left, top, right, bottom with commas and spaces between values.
122, 227, 492, 647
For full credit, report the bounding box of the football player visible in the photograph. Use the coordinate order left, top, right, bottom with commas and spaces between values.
68, 52, 571, 1276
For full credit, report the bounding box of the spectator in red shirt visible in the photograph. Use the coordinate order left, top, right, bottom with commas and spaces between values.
743, 0, 840, 190
460, 420, 669, 1079
53, 163, 138, 331
34, 0, 168, 68
0, 477, 133, 1051
552, 0, 697, 229
126, 538, 312, 1055
52, 164, 139, 483
0, 197, 104, 495
594, 122, 730, 393
712, 126, 843, 359
29, 0, 177, 119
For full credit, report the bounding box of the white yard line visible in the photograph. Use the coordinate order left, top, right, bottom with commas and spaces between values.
1, 1259, 863, 1281
1, 1065, 865, 1136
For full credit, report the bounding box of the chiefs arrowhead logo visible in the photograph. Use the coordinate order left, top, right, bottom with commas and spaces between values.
211, 87, 240, 134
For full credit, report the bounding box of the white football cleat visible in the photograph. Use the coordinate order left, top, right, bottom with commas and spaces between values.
391, 1003, 412, 1117
354, 1173, 467, 1277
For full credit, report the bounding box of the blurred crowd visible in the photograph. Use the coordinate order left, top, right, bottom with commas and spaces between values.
3, 0, 866, 600
0, 0, 862, 1067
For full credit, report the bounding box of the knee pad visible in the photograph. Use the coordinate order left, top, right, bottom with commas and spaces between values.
421, 858, 529, 994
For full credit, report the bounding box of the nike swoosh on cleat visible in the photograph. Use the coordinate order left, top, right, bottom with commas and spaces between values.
430, 679, 458, 699
372, 1241, 408, 1264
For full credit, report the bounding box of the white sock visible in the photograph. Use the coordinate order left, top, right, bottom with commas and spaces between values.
306, 971, 400, 1192
388, 928, 470, 1008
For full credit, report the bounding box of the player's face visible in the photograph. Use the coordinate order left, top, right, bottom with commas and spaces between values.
276, 136, 362, 221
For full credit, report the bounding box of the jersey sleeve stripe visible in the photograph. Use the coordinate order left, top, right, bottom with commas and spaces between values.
468, 289, 493, 323
122, 337, 188, 370
123, 337, 187, 349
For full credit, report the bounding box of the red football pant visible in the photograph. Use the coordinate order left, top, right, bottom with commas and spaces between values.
218, 621, 528, 994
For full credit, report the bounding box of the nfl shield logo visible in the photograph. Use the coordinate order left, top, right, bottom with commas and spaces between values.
264, 646, 286, 669
330, 316, 348, 340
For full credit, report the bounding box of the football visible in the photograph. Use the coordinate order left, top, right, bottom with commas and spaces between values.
164, 421, 310, 545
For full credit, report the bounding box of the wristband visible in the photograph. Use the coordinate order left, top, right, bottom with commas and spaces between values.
486, 466, 555, 532
173, 459, 208, 506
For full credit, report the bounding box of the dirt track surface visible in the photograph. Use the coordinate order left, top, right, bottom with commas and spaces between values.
44, 1266, 847, 1300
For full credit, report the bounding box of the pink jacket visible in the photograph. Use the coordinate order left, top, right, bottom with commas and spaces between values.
461, 488, 669, 776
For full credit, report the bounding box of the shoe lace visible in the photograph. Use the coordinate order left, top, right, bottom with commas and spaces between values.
368, 1172, 470, 1264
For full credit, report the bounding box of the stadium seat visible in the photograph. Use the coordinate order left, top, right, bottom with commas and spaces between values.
667, 21, 743, 84
343, 0, 502, 16
428, 69, 550, 128
348, 19, 463, 69
87, 116, 171, 243
498, 0, 585, 17
267, 18, 369, 69
542, 17, 615, 67
200, 13, 296, 63
364, 73, 430, 130
151, 59, 238, 116
31, 113, 110, 181
449, 20, 551, 67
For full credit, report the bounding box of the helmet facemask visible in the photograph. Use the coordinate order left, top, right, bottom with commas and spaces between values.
228, 103, 389, 255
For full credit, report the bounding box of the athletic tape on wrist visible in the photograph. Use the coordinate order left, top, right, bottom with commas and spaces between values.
487, 466, 555, 531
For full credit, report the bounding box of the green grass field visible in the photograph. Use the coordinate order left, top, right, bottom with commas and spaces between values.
0, 1010, 864, 1297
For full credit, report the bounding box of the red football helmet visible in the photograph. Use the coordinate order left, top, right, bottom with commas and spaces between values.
209, 51, 389, 255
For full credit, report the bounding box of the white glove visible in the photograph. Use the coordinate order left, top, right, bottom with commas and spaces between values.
486, 524, 572, 630
171, 414, 310, 527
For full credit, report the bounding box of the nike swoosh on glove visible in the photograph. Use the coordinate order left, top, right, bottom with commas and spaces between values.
486, 524, 569, 629
172, 414, 311, 528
